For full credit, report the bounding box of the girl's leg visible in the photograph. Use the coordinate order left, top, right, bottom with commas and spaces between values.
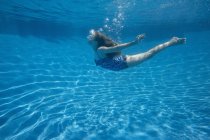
126, 37, 186, 67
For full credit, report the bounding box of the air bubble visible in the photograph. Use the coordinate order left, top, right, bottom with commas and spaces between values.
100, 0, 137, 41
105, 18, 109, 21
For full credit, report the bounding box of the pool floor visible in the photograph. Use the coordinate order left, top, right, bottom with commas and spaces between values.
0, 31, 210, 139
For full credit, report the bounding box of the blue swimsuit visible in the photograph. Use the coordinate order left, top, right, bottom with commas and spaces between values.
95, 55, 128, 71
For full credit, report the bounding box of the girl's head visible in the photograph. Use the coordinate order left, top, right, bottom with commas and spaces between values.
87, 29, 117, 50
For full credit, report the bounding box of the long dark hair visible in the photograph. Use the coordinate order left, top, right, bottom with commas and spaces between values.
94, 31, 121, 58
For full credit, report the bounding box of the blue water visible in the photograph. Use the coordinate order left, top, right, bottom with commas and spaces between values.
0, 0, 210, 140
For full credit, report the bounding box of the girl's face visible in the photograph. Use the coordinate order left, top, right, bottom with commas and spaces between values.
88, 29, 98, 49
87, 29, 96, 41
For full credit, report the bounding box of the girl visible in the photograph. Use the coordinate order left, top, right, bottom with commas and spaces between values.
88, 29, 186, 71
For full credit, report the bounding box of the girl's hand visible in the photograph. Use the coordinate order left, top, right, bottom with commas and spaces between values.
131, 34, 146, 45
135, 34, 145, 43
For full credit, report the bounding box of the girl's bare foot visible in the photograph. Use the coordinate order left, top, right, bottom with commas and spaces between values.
170, 37, 186, 46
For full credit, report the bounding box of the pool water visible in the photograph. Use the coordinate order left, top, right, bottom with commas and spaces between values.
0, 0, 210, 140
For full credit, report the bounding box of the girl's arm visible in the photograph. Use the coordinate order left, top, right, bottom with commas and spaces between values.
97, 34, 145, 53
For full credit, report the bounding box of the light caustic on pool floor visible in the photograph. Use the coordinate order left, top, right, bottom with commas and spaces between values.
0, 36, 210, 139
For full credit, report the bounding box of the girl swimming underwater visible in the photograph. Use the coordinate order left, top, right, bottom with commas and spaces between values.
87, 29, 186, 71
